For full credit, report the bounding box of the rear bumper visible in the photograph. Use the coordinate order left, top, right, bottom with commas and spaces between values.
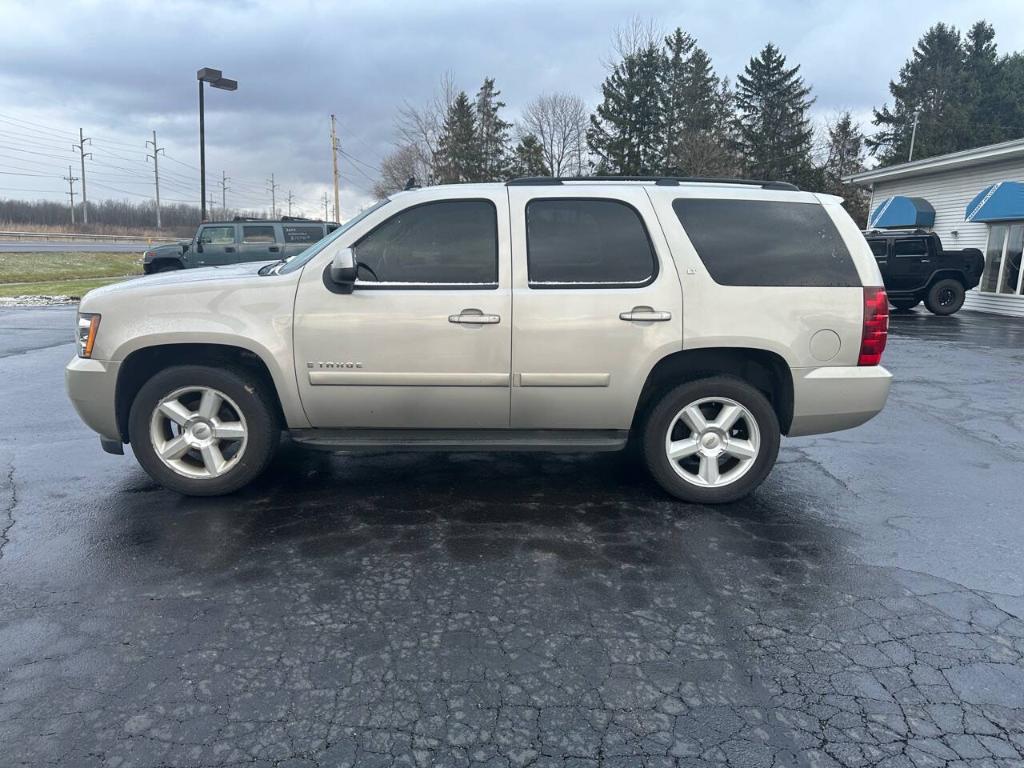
788, 365, 891, 437
65, 356, 121, 442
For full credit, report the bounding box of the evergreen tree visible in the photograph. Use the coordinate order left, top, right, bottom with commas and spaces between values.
475, 77, 512, 181
659, 28, 735, 175
432, 91, 481, 183
510, 134, 549, 177
587, 42, 664, 174
868, 23, 970, 164
822, 112, 869, 225
733, 43, 815, 184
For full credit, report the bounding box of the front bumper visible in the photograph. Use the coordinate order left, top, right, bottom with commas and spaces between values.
65, 356, 121, 442
788, 365, 892, 437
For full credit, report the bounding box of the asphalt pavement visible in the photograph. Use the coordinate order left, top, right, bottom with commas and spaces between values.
2, 306, 1023, 767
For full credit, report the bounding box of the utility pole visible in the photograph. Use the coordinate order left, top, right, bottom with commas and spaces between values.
286, 190, 295, 217
145, 130, 164, 229
220, 170, 230, 213
908, 111, 920, 162
330, 114, 340, 222
74, 128, 92, 225
63, 166, 80, 225
266, 174, 279, 217
321, 192, 329, 221
209, 192, 215, 218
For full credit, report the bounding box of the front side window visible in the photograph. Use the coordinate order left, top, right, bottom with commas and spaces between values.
982, 223, 1024, 295
282, 225, 325, 244
526, 199, 656, 287
893, 238, 927, 257
868, 240, 888, 258
242, 225, 276, 244
353, 200, 498, 285
199, 226, 235, 245
672, 198, 860, 287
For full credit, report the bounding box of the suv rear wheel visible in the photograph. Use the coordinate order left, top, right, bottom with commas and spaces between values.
129, 365, 279, 496
925, 278, 965, 315
642, 376, 780, 504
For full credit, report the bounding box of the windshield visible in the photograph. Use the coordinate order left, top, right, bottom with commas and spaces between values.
274, 199, 390, 275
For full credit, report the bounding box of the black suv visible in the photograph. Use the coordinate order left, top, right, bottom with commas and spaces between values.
143, 216, 339, 274
863, 230, 984, 315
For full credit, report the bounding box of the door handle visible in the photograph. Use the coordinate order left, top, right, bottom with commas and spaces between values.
449, 309, 500, 325
268, 246, 281, 253
224, 247, 236, 253
620, 306, 672, 322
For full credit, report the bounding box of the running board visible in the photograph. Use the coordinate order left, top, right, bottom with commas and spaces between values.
288, 428, 629, 453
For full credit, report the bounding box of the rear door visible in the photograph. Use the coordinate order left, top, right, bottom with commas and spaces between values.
194, 224, 238, 267
237, 224, 280, 263
868, 238, 891, 282
507, 186, 682, 430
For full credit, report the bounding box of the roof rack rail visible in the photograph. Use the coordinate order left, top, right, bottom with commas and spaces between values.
505, 175, 800, 191
232, 216, 267, 222
280, 215, 321, 222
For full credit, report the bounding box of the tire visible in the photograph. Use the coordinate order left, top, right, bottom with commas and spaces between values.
890, 298, 920, 311
153, 262, 183, 273
642, 376, 780, 504
128, 364, 280, 496
924, 279, 965, 315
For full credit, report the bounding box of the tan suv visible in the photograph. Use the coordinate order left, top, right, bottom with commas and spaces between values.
66, 177, 892, 503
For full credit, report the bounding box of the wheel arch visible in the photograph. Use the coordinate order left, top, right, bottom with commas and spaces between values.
632, 347, 795, 435
926, 269, 969, 288
115, 343, 287, 442
145, 257, 184, 273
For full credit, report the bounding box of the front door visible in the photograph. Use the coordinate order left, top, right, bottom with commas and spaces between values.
194, 224, 238, 267
293, 192, 512, 428
507, 186, 683, 430
237, 224, 281, 263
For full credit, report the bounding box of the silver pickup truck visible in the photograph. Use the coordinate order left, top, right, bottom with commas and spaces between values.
67, 177, 892, 503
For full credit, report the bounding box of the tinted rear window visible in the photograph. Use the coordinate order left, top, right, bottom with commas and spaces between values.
672, 199, 860, 287
282, 225, 325, 244
893, 238, 927, 257
868, 239, 888, 257
526, 199, 656, 287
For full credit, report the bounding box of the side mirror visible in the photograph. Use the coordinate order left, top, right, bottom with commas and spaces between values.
329, 247, 357, 293
196, 241, 204, 253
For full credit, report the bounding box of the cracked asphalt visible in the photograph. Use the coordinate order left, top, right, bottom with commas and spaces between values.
2, 306, 1024, 767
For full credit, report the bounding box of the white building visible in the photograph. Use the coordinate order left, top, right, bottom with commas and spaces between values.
847, 139, 1024, 317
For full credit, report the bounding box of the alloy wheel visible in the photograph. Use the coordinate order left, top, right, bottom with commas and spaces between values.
664, 397, 761, 488
149, 386, 248, 479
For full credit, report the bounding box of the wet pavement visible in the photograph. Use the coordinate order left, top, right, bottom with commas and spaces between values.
2, 306, 1024, 767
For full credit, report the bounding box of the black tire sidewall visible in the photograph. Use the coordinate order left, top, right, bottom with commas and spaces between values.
642, 376, 781, 504
925, 279, 965, 315
129, 364, 279, 496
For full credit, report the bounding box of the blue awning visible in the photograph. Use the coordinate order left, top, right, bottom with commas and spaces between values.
965, 181, 1024, 223
868, 196, 936, 229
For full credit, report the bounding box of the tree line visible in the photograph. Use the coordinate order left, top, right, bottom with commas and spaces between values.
376, 19, 1024, 226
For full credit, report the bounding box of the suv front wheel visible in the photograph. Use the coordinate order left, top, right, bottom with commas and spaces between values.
642, 377, 780, 504
129, 365, 280, 496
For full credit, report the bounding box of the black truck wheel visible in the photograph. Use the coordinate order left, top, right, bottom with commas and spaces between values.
925, 279, 965, 316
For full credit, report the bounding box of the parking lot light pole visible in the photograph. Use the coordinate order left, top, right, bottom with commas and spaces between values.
197, 67, 238, 222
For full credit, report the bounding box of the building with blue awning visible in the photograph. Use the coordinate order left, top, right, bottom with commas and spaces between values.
847, 138, 1024, 317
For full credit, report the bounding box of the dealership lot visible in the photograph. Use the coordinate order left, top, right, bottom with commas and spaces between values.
2, 306, 1024, 767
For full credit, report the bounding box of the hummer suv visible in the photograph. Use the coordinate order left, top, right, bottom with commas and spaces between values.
142, 216, 338, 273
67, 177, 892, 504
863, 229, 984, 315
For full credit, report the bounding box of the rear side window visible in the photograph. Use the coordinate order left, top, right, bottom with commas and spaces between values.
282, 225, 325, 244
526, 199, 657, 287
353, 200, 498, 285
242, 225, 276, 243
894, 238, 927, 257
672, 199, 860, 287
868, 240, 888, 257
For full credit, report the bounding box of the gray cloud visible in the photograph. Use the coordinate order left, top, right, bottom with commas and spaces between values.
1, 0, 1022, 214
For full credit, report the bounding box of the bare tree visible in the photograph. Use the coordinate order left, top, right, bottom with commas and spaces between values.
519, 93, 589, 176
610, 16, 662, 60
373, 144, 427, 198
393, 73, 457, 184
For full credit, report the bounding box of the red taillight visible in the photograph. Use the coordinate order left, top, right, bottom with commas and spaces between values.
859, 287, 889, 366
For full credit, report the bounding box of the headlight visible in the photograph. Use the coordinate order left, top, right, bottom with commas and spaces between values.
77, 313, 101, 358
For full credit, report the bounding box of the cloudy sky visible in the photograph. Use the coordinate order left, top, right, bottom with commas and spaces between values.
1, 0, 1022, 219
